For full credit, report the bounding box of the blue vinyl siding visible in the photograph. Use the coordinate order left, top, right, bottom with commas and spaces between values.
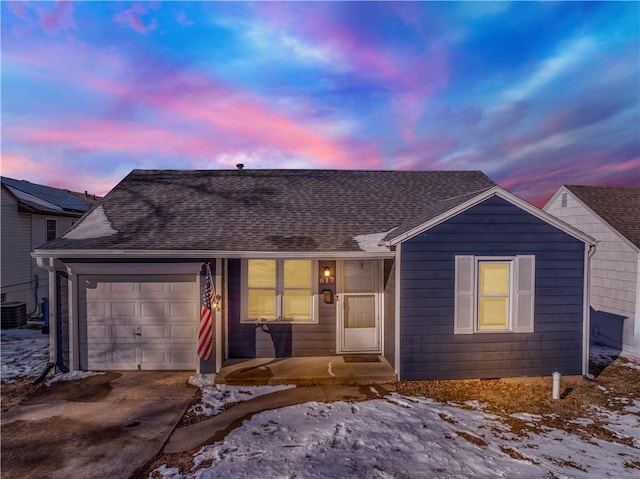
400, 196, 585, 380
227, 259, 336, 358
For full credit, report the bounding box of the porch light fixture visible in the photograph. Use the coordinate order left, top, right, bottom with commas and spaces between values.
212, 294, 222, 311
320, 266, 334, 284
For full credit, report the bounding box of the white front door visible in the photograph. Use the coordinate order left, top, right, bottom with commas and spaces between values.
339, 260, 381, 353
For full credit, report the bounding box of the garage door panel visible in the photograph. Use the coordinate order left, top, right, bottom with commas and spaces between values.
141, 346, 167, 365
86, 324, 109, 341
88, 346, 137, 369
140, 343, 194, 370
109, 282, 139, 298
140, 282, 166, 294
170, 325, 196, 340
170, 348, 196, 369
80, 274, 198, 371
140, 325, 167, 340
170, 302, 196, 317
141, 302, 167, 318
170, 282, 196, 294
111, 302, 137, 318
113, 325, 137, 341
87, 302, 108, 317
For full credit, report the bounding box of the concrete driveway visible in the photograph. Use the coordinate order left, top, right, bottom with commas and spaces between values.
1, 371, 195, 479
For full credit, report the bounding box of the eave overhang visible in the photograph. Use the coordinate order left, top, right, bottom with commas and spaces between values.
31, 249, 396, 260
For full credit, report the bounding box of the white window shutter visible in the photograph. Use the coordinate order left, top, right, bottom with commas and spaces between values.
513, 255, 535, 333
454, 256, 475, 334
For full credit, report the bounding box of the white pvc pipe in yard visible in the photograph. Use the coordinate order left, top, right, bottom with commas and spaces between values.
552, 371, 561, 399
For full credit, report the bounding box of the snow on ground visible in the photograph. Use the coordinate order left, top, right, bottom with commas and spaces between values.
1, 328, 49, 382
3, 329, 639, 478
154, 393, 640, 479
153, 347, 640, 479
1, 328, 103, 385
187, 373, 295, 419
45, 371, 105, 386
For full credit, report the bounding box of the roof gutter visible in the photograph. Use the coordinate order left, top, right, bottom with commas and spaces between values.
31, 249, 396, 260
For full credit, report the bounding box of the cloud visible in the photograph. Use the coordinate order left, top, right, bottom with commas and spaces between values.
113, 3, 158, 34
252, 4, 449, 141
3, 62, 382, 172
175, 11, 194, 27
244, 23, 340, 67
37, 1, 76, 34
0, 152, 114, 196
7, 2, 30, 21
501, 36, 594, 104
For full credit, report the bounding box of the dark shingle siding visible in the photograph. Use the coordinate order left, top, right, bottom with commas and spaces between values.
44, 169, 495, 252
566, 185, 640, 249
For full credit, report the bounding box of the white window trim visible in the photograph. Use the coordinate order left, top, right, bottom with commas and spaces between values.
475, 257, 514, 333
46, 218, 57, 242
240, 259, 319, 324
454, 255, 535, 335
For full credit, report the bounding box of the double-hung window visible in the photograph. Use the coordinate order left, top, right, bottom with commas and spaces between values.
46, 219, 57, 241
478, 261, 511, 331
454, 255, 535, 334
243, 259, 316, 323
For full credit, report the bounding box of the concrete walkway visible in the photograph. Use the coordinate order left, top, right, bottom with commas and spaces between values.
163, 383, 396, 454
1, 371, 195, 479
216, 356, 397, 385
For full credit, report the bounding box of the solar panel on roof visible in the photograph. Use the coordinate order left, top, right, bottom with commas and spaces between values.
1, 176, 93, 213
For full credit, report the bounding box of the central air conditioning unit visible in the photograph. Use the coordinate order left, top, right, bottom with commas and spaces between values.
1, 302, 27, 329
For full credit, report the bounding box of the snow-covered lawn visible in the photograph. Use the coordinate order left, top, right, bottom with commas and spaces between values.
186, 374, 296, 420
155, 392, 640, 479
1, 327, 49, 382
155, 352, 640, 479
2, 329, 638, 478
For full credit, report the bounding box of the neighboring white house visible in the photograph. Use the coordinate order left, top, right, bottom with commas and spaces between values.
545, 185, 640, 358
1, 177, 97, 316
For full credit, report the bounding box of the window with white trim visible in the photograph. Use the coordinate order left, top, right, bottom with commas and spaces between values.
46, 219, 57, 241
454, 255, 535, 334
242, 259, 317, 323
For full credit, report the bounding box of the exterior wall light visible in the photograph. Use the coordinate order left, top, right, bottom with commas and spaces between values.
320, 266, 334, 284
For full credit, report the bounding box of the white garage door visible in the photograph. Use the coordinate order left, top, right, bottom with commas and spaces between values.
79, 274, 197, 370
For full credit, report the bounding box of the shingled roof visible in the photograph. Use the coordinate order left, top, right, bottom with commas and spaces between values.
566, 185, 640, 249
1, 176, 94, 216
39, 169, 495, 253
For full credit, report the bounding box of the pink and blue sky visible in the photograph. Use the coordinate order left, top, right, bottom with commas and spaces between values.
2, 1, 638, 205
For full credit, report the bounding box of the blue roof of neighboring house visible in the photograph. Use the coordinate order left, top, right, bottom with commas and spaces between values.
1, 176, 94, 216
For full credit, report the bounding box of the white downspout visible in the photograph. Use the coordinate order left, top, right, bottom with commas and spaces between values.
583, 243, 596, 378
394, 244, 401, 379
635, 254, 640, 358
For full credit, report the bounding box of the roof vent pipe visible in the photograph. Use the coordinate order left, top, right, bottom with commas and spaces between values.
236, 163, 244, 170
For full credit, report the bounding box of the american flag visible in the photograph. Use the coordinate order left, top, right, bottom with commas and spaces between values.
197, 264, 214, 360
